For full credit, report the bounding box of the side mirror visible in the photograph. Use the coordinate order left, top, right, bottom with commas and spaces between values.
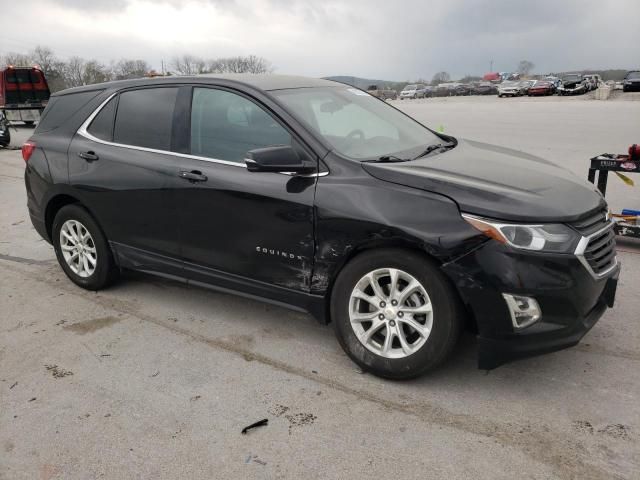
245, 145, 314, 173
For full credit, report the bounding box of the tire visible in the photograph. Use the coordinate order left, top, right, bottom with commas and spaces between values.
331, 249, 462, 379
52, 204, 119, 290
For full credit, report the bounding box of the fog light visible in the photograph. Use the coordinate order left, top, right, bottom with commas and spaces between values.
502, 294, 541, 330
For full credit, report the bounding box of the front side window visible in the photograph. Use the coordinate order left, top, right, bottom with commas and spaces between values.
113, 87, 178, 151
272, 87, 441, 160
190, 87, 291, 163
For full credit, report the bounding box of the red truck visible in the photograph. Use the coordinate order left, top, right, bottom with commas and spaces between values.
0, 66, 51, 126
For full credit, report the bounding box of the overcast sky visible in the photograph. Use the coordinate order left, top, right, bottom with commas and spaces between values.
1, 0, 638, 80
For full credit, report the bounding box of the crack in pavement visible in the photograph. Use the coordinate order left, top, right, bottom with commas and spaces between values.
2, 261, 634, 480
0, 253, 53, 265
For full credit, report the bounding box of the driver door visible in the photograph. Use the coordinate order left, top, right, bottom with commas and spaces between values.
175, 86, 318, 293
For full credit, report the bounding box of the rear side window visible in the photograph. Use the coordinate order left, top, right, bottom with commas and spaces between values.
87, 96, 117, 141
113, 88, 178, 151
35, 90, 102, 133
190, 87, 291, 163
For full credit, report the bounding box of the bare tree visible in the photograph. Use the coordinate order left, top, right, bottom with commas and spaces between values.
171, 54, 206, 75
517, 60, 535, 76
64, 57, 109, 87
111, 59, 150, 80
32, 46, 67, 92
431, 71, 450, 85
207, 55, 273, 74
1, 52, 33, 67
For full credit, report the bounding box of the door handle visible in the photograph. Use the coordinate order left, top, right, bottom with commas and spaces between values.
78, 151, 99, 162
179, 170, 208, 182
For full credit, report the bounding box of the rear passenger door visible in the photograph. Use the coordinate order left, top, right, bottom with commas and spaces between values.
175, 86, 318, 293
69, 86, 185, 276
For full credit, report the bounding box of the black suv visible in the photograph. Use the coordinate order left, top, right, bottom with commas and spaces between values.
623, 71, 640, 92
23, 75, 619, 379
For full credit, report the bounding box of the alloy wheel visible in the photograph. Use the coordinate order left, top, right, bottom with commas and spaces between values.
349, 268, 433, 359
59, 219, 97, 278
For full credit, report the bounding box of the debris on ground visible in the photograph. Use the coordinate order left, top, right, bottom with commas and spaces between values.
241, 419, 268, 434
9, 382, 17, 389
45, 365, 73, 378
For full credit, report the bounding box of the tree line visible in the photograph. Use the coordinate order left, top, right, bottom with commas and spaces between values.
0, 46, 273, 92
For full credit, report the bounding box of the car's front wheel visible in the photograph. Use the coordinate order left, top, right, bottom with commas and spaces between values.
331, 249, 462, 379
52, 204, 119, 290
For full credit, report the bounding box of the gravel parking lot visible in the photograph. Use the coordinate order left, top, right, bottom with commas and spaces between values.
1, 96, 639, 480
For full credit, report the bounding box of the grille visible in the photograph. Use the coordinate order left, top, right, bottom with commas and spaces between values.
583, 227, 616, 275
570, 209, 617, 277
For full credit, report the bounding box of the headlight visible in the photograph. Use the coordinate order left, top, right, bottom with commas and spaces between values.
462, 214, 580, 253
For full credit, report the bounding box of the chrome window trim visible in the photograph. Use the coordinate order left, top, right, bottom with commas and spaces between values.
573, 220, 618, 280
77, 90, 329, 176
77, 91, 246, 169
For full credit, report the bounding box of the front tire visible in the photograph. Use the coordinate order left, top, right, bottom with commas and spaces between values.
52, 204, 119, 290
331, 249, 462, 379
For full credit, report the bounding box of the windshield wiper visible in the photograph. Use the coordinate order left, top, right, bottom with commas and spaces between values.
363, 155, 410, 163
411, 142, 455, 160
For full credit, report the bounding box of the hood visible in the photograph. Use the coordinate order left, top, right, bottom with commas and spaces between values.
361, 139, 605, 222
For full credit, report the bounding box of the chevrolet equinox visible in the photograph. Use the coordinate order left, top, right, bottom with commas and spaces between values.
23, 75, 619, 379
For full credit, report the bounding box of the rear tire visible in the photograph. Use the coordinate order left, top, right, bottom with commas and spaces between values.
331, 249, 462, 379
52, 204, 119, 291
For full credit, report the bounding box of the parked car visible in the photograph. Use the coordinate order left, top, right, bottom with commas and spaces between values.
399, 84, 427, 99
518, 80, 536, 95
0, 110, 10, 147
452, 83, 471, 96
497, 80, 524, 97
23, 74, 619, 379
544, 76, 562, 90
558, 74, 588, 95
0, 66, 50, 126
473, 82, 497, 95
527, 80, 554, 96
366, 84, 398, 100
583, 74, 602, 91
433, 83, 456, 97
622, 71, 640, 92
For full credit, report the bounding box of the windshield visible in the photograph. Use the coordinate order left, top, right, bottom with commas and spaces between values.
627, 72, 640, 79
563, 75, 581, 82
272, 86, 442, 160
404, 85, 417, 90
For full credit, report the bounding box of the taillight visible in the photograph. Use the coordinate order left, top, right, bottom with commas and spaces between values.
22, 142, 36, 163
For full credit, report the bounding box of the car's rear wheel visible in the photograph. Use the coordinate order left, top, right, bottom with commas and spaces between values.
52, 204, 119, 290
331, 249, 462, 379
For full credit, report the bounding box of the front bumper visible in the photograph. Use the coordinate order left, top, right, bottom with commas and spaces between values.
442, 241, 620, 369
559, 86, 586, 95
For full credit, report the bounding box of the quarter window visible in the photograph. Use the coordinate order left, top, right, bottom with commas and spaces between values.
87, 96, 117, 141
113, 87, 178, 151
190, 87, 291, 163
